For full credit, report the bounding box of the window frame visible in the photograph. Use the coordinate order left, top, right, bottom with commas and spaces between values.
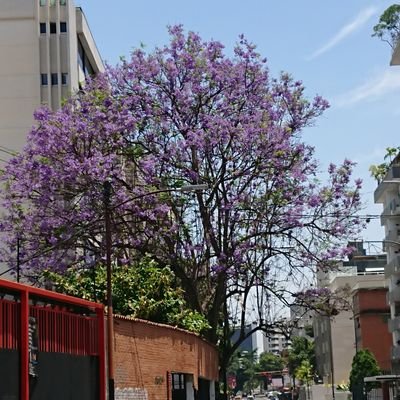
51, 73, 58, 86
40, 23, 46, 34
60, 22, 67, 33
40, 74, 48, 86
50, 22, 57, 34
61, 73, 68, 85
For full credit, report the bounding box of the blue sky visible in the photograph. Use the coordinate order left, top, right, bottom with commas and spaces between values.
76, 0, 400, 244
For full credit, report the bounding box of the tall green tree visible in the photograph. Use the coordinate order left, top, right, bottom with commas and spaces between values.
287, 337, 315, 378
372, 4, 400, 48
295, 360, 313, 385
257, 352, 285, 372
227, 350, 260, 394
349, 349, 381, 394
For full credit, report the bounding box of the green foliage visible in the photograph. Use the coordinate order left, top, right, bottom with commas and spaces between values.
227, 350, 261, 394
336, 383, 349, 391
349, 349, 381, 393
287, 337, 315, 377
257, 352, 284, 372
372, 4, 400, 48
42, 256, 210, 334
295, 360, 313, 385
369, 146, 400, 182
369, 163, 389, 182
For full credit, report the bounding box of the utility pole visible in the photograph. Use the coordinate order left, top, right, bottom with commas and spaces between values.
104, 181, 115, 400
328, 315, 335, 400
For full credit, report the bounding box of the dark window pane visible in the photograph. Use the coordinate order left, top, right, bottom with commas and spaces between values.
40, 23, 46, 34
60, 22, 67, 33
40, 0, 46, 6
41, 74, 48, 86
61, 73, 68, 85
50, 22, 56, 34
60, 0, 66, 4
51, 73, 58, 85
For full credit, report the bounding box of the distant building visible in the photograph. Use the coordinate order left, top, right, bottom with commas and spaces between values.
231, 322, 266, 360
264, 331, 290, 356
289, 304, 314, 339
313, 243, 388, 385
352, 281, 391, 372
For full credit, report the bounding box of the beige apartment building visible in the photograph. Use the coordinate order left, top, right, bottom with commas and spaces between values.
374, 156, 400, 372
314, 264, 387, 386
0, 0, 103, 162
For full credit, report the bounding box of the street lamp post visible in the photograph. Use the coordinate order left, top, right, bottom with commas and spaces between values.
103, 182, 207, 400
103, 181, 114, 400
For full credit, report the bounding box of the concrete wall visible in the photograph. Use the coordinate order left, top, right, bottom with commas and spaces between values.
0, 0, 40, 158
331, 310, 356, 385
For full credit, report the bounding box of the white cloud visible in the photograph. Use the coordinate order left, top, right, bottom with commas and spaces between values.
307, 6, 378, 60
334, 69, 400, 107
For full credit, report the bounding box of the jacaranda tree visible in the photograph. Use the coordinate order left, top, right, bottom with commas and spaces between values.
0, 26, 363, 397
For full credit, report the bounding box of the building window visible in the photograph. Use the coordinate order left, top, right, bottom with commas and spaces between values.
51, 73, 58, 85
50, 22, 56, 34
60, 0, 66, 4
40, 23, 46, 34
60, 22, 67, 33
40, 0, 46, 5
172, 374, 185, 390
61, 73, 68, 85
41, 74, 48, 86
50, 0, 56, 5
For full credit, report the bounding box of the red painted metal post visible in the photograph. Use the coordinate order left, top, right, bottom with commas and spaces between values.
20, 289, 29, 400
97, 308, 106, 400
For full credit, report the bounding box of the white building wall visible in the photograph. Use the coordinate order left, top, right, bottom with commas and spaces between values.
0, 0, 41, 157
0, 0, 104, 163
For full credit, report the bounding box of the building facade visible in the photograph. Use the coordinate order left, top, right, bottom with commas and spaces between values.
352, 284, 391, 372
374, 155, 400, 372
0, 0, 103, 163
263, 331, 290, 356
232, 322, 269, 360
313, 244, 388, 385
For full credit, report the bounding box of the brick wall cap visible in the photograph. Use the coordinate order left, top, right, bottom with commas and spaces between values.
113, 314, 217, 349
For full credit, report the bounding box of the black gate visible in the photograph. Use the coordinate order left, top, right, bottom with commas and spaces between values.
198, 378, 210, 400
172, 373, 186, 400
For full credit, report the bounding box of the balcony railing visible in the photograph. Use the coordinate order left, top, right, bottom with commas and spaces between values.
375, 165, 400, 203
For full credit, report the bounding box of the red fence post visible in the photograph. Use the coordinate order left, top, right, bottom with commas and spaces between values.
20, 289, 29, 400
97, 308, 106, 400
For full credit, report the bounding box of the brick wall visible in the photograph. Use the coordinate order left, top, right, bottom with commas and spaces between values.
355, 288, 392, 371
113, 316, 219, 400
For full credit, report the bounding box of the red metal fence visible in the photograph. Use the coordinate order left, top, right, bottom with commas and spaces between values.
0, 299, 19, 350
0, 279, 105, 400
